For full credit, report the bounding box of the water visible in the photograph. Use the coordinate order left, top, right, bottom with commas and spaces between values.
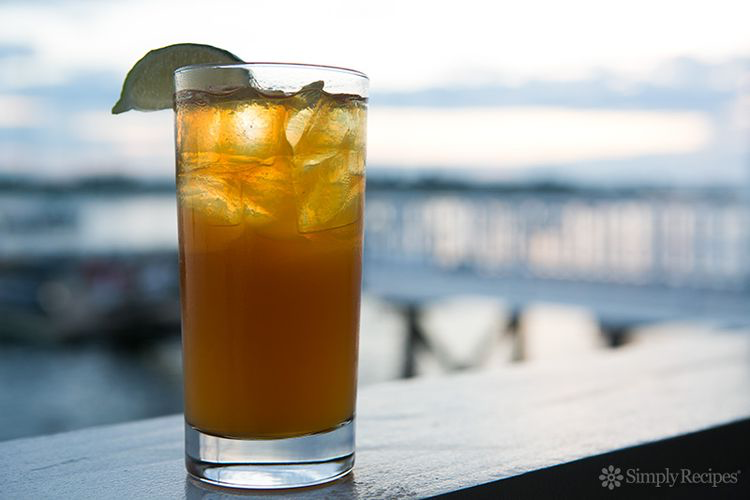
0, 192, 177, 256
0, 342, 183, 440
2, 188, 747, 292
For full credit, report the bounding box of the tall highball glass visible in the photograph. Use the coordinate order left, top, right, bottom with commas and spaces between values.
173, 63, 367, 489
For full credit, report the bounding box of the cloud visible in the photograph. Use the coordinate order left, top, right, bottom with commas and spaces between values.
367, 107, 713, 169
0, 0, 743, 185
0, 43, 32, 59
372, 58, 748, 111
0, 95, 46, 127
71, 110, 173, 160
0, 0, 748, 91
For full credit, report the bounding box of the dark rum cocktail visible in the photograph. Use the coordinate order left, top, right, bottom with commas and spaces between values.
176, 75, 366, 441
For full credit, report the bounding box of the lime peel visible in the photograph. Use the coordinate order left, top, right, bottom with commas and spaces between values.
112, 43, 243, 114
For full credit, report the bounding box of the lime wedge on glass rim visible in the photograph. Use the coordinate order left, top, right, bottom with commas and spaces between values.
111, 43, 243, 114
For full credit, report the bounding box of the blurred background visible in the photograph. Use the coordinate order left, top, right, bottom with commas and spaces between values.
1, 0, 748, 441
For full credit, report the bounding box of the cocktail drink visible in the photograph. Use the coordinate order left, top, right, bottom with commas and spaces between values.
174, 64, 367, 489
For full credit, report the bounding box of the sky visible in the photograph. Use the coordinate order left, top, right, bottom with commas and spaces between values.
0, 0, 748, 185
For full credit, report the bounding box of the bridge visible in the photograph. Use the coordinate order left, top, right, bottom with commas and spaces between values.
364, 184, 750, 329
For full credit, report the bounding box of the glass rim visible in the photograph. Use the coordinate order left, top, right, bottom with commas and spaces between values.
174, 62, 369, 81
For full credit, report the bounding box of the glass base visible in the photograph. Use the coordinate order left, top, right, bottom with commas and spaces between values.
185, 418, 355, 489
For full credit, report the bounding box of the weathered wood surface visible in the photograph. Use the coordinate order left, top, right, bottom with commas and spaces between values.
1, 332, 749, 499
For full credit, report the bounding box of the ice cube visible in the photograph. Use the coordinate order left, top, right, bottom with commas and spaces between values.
289, 95, 366, 233
291, 98, 359, 162
228, 101, 292, 163
177, 99, 291, 165
294, 80, 325, 107
177, 171, 246, 253
284, 81, 325, 148
177, 170, 243, 225
176, 105, 223, 159
293, 150, 364, 233
238, 156, 295, 224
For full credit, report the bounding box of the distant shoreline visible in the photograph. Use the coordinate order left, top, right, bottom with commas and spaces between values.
0, 174, 745, 200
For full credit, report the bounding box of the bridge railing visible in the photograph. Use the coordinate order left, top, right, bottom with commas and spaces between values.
364, 188, 750, 293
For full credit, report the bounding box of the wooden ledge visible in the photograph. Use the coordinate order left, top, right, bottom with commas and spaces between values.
2, 332, 749, 498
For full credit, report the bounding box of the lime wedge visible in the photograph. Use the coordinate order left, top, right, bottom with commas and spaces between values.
112, 43, 243, 114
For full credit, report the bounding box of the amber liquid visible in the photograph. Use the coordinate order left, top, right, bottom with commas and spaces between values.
175, 85, 365, 439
